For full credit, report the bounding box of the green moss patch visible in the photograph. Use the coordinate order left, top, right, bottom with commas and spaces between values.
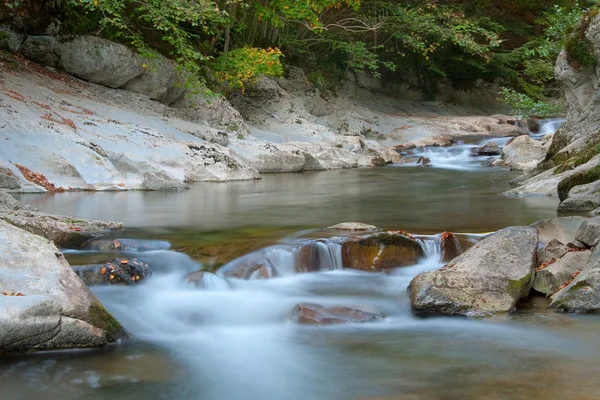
88, 302, 127, 342
558, 165, 600, 201
506, 273, 532, 298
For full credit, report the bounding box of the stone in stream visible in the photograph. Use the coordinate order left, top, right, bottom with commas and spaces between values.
557, 180, 600, 212
341, 232, 424, 272
408, 226, 538, 317
416, 156, 431, 166
574, 217, 600, 248
471, 142, 500, 156
82, 238, 171, 252
0, 220, 128, 354
537, 239, 569, 265
326, 222, 380, 232
533, 250, 592, 295
550, 246, 600, 313
72, 258, 151, 286
185, 271, 230, 290
292, 303, 382, 325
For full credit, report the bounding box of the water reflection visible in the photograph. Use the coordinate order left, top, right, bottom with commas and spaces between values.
16, 168, 558, 233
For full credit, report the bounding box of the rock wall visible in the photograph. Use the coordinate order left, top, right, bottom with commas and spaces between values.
509, 14, 600, 213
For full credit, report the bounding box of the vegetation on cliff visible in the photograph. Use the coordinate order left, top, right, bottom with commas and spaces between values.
1, 0, 596, 105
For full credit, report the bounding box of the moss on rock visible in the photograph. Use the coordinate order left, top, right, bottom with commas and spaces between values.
88, 302, 128, 342
558, 165, 600, 201
506, 273, 532, 298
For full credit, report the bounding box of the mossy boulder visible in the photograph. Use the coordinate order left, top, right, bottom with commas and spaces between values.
341, 232, 424, 272
408, 227, 538, 318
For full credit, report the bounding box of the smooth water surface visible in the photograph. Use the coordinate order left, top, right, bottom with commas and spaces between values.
16, 167, 558, 233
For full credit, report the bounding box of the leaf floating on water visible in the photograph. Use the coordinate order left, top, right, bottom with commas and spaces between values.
99, 267, 107, 275
121, 259, 128, 265
109, 275, 115, 281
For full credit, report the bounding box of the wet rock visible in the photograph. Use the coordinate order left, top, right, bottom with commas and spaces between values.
326, 222, 380, 232
487, 158, 507, 167
537, 239, 569, 265
342, 232, 424, 272
471, 142, 500, 156
530, 217, 588, 245
409, 227, 538, 317
185, 271, 230, 290
416, 156, 431, 166
58, 35, 144, 88
219, 261, 275, 280
574, 217, 600, 248
72, 258, 151, 286
558, 180, 600, 212
0, 191, 20, 211
0, 220, 127, 354
82, 238, 171, 252
295, 240, 342, 273
533, 251, 592, 295
0, 210, 124, 249
568, 240, 588, 250
550, 246, 600, 313
440, 233, 480, 263
292, 303, 382, 325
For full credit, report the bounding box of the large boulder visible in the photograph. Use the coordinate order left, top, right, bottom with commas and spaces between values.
533, 250, 591, 295
0, 210, 124, 248
501, 135, 551, 171
574, 217, 600, 248
408, 227, 538, 317
58, 35, 144, 88
0, 220, 127, 354
341, 232, 424, 272
19, 35, 61, 67
292, 303, 382, 325
550, 246, 600, 313
122, 56, 186, 105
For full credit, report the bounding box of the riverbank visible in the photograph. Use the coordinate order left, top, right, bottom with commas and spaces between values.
0, 40, 522, 192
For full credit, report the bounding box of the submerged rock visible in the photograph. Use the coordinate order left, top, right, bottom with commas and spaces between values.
72, 258, 151, 286
82, 238, 171, 252
0, 220, 127, 354
341, 232, 424, 272
471, 142, 500, 156
326, 222, 380, 232
416, 156, 431, 166
0, 209, 124, 249
550, 246, 600, 313
185, 271, 230, 290
533, 250, 591, 295
408, 227, 538, 317
292, 303, 382, 325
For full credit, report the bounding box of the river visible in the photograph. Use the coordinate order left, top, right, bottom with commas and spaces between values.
5, 125, 600, 400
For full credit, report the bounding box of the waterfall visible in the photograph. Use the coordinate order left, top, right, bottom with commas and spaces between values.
416, 234, 442, 262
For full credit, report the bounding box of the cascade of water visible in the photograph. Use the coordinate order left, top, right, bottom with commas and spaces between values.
536, 118, 565, 138
416, 235, 442, 262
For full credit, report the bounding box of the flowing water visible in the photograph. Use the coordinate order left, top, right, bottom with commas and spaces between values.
8, 119, 600, 400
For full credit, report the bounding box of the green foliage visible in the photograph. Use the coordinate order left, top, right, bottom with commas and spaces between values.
211, 47, 284, 92
499, 87, 563, 118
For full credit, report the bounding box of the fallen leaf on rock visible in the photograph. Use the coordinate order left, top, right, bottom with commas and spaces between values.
536, 258, 556, 271
15, 163, 65, 192
2, 290, 25, 296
